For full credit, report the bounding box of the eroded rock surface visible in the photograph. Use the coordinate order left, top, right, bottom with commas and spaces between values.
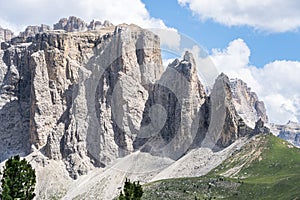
0, 21, 163, 178
134, 52, 208, 159
0, 27, 14, 42
274, 121, 300, 147
54, 16, 113, 32
202, 73, 268, 150
230, 78, 268, 128
20, 25, 51, 38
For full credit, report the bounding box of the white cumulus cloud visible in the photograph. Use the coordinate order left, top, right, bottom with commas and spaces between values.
178, 0, 300, 32
150, 28, 181, 51
0, 0, 161, 31
0, 0, 180, 49
210, 38, 300, 124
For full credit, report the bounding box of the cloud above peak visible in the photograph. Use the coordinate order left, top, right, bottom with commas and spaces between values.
0, 0, 180, 50
178, 0, 300, 32
0, 0, 167, 32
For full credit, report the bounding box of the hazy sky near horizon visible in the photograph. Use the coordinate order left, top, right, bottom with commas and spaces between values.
0, 0, 299, 124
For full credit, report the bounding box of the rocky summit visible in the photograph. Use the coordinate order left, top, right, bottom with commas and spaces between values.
0, 16, 282, 199
272, 121, 300, 147
0, 27, 13, 42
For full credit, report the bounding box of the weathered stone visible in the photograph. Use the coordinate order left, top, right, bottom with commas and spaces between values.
0, 43, 31, 162
0, 22, 163, 178
0, 27, 14, 42
19, 24, 51, 38
274, 121, 300, 147
54, 16, 113, 32
202, 73, 256, 150
88, 20, 113, 30
134, 51, 207, 159
54, 16, 88, 32
230, 78, 268, 128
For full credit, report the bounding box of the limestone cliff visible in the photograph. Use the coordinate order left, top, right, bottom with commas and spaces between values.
0, 21, 163, 178
0, 41, 32, 161
0, 17, 269, 180
54, 16, 113, 32
273, 121, 300, 147
0, 27, 13, 42
202, 73, 269, 150
134, 51, 208, 159
230, 78, 268, 128
19, 24, 51, 38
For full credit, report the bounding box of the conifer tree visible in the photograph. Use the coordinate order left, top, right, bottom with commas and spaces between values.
118, 178, 143, 200
0, 155, 36, 200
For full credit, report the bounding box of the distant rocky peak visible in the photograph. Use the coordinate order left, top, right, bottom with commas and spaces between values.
204, 72, 269, 149
229, 77, 268, 128
211, 73, 231, 90
213, 73, 232, 95
88, 19, 113, 29
16, 16, 113, 40
11, 16, 114, 42
19, 24, 51, 38
0, 27, 14, 42
54, 16, 88, 32
54, 16, 113, 32
217, 72, 230, 82
168, 58, 180, 68
168, 51, 198, 82
183, 51, 195, 64
274, 121, 300, 148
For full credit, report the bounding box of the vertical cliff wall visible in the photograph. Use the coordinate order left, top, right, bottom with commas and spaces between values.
0, 23, 164, 178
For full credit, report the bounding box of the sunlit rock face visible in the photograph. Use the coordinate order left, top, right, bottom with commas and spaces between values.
0, 21, 163, 178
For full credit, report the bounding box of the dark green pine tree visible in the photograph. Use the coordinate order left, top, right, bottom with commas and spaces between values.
118, 178, 143, 200
0, 155, 36, 200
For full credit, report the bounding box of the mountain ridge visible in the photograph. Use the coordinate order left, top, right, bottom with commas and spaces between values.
0, 16, 297, 199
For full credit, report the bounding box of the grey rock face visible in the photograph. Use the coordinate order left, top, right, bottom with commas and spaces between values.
0, 27, 14, 42
202, 73, 262, 150
0, 23, 163, 178
54, 16, 88, 32
88, 20, 113, 30
276, 121, 300, 147
54, 16, 113, 32
0, 43, 32, 161
19, 24, 51, 38
134, 58, 268, 157
134, 51, 207, 159
230, 78, 268, 128
253, 118, 270, 135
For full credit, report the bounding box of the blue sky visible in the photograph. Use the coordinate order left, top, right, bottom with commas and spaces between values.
143, 0, 300, 67
0, 0, 299, 124
143, 0, 300, 124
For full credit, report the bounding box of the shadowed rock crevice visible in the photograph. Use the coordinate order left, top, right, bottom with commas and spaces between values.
0, 44, 31, 162
133, 84, 181, 150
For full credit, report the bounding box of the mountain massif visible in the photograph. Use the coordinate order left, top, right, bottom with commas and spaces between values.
0, 16, 299, 199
